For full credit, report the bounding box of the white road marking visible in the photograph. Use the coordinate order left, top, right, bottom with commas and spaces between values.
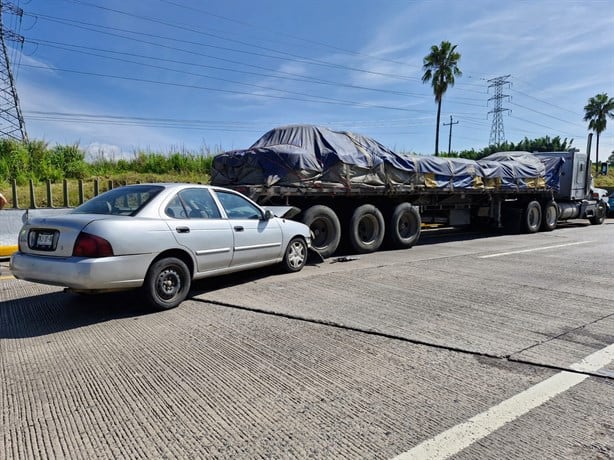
392, 342, 614, 460
479, 241, 593, 259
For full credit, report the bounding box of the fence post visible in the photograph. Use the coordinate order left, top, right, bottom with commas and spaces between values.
63, 179, 69, 208
108, 180, 113, 191
29, 179, 36, 209
94, 179, 99, 196
11, 179, 18, 209
78, 180, 84, 205
46, 180, 53, 208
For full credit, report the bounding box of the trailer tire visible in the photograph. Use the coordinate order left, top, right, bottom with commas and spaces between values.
300, 205, 341, 258
387, 202, 421, 249
522, 201, 542, 233
589, 201, 606, 225
540, 201, 558, 232
349, 204, 385, 253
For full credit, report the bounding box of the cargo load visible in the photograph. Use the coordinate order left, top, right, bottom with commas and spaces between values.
211, 125, 563, 191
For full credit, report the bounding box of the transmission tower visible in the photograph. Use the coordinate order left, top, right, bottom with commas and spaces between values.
0, 0, 27, 142
487, 75, 511, 146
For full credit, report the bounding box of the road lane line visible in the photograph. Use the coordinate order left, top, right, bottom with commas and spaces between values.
391, 342, 614, 460
479, 241, 592, 259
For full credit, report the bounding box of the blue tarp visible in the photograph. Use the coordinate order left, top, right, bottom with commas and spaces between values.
211, 125, 563, 191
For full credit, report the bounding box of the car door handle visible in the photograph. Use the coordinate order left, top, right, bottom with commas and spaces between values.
175, 226, 190, 233
234, 226, 244, 232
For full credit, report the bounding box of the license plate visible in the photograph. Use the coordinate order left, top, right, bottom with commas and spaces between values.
30, 230, 57, 250
37, 233, 54, 247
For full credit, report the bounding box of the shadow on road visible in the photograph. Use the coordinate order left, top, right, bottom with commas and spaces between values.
0, 263, 309, 339
0, 290, 156, 339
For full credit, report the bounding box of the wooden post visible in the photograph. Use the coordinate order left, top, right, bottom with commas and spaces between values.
11, 179, 18, 209
63, 179, 69, 208
46, 180, 53, 208
78, 180, 84, 205
29, 179, 36, 209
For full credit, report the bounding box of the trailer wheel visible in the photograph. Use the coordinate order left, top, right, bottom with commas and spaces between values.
300, 205, 341, 258
349, 204, 385, 253
589, 201, 606, 225
523, 201, 542, 233
540, 201, 558, 232
387, 202, 421, 249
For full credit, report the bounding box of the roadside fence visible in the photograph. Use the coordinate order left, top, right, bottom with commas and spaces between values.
4, 178, 135, 209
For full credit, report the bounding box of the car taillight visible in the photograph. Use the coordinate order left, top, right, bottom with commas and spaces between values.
73, 232, 114, 257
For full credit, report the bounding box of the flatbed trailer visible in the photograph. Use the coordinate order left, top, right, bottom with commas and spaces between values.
231, 179, 603, 257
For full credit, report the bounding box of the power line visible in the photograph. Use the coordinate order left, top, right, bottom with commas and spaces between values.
35, 6, 423, 84
20, 63, 433, 113
28, 38, 464, 103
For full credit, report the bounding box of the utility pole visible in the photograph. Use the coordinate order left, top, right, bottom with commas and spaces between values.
487, 75, 511, 146
443, 115, 458, 155
0, 0, 27, 142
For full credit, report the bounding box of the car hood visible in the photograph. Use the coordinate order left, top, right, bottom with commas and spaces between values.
263, 205, 301, 219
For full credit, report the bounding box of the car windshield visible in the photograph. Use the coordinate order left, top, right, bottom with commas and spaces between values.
72, 185, 164, 216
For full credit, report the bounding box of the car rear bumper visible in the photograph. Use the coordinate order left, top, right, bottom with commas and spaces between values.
10, 252, 155, 291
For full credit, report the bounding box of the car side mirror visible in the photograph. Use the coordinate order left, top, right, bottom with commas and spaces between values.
263, 209, 274, 220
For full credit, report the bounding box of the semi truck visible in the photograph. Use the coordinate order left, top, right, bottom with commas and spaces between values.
212, 125, 607, 257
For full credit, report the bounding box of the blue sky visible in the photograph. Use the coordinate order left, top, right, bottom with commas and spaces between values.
7, 0, 614, 163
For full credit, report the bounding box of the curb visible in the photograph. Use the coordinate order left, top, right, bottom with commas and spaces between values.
0, 245, 17, 257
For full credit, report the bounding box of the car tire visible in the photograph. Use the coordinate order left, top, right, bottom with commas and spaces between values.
143, 257, 191, 310
281, 237, 307, 272
386, 202, 421, 248
300, 205, 341, 258
540, 201, 558, 232
348, 204, 385, 253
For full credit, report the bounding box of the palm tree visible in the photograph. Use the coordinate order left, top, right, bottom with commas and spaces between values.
583, 93, 614, 174
422, 41, 462, 156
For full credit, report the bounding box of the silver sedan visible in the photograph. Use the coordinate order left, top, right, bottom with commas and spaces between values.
10, 183, 312, 310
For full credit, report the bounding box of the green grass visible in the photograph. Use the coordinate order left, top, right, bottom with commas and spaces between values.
0, 139, 216, 208
593, 168, 614, 189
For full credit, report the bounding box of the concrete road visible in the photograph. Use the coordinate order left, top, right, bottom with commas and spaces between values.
1, 220, 613, 459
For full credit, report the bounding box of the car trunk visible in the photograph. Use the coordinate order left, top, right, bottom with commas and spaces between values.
18, 214, 112, 257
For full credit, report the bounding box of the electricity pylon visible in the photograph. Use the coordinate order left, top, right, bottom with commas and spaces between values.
488, 75, 511, 146
0, 0, 27, 142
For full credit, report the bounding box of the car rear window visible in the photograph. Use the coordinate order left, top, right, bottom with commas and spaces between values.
73, 185, 164, 216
